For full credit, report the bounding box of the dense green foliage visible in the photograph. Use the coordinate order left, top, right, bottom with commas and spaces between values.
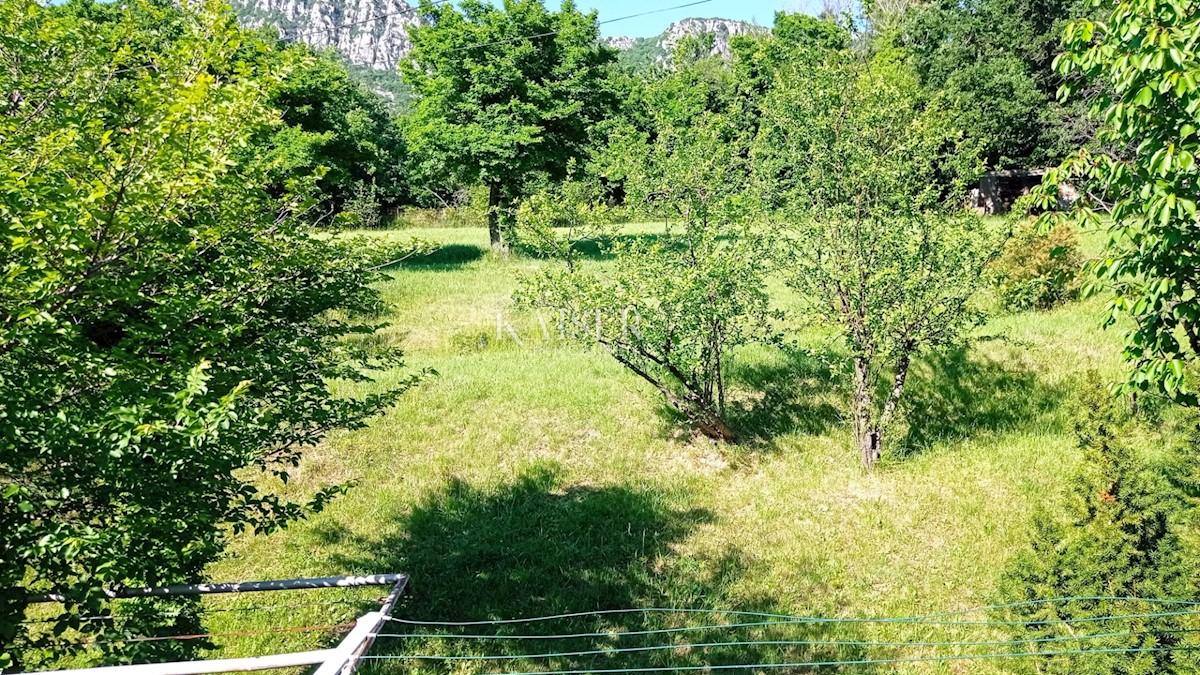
518, 117, 772, 440
10, 0, 1200, 668
999, 377, 1199, 674
1039, 0, 1200, 406
0, 0, 414, 668
900, 0, 1088, 169
54, 0, 412, 219
401, 0, 617, 251
266, 47, 409, 216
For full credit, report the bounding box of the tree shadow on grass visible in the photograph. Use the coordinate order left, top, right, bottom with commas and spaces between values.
724, 347, 844, 447
898, 346, 1069, 456
511, 232, 671, 262
313, 463, 876, 673
389, 243, 486, 270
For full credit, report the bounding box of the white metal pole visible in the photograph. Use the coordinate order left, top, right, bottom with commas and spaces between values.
34, 648, 337, 675
338, 578, 408, 675
311, 612, 385, 675
29, 574, 408, 604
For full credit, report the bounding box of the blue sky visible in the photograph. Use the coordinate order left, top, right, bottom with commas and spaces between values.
578, 0, 820, 38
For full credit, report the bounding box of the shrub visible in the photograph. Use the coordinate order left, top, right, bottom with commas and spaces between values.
513, 183, 616, 267
345, 181, 383, 229
0, 1, 415, 667
754, 43, 1001, 467
517, 116, 774, 441
988, 221, 1082, 311
997, 375, 1199, 675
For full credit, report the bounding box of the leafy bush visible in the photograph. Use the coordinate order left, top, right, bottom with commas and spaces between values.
266, 47, 408, 215
988, 221, 1082, 310
1038, 0, 1200, 403
513, 183, 616, 267
0, 1, 415, 668
518, 220, 772, 441
997, 376, 1199, 675
754, 43, 1001, 467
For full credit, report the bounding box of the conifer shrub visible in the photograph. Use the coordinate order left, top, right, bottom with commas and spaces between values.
997, 375, 1199, 674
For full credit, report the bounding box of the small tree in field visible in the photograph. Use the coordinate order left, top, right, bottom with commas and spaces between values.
517, 116, 773, 441
754, 47, 1003, 467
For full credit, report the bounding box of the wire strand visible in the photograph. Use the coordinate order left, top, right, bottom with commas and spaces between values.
21, 599, 368, 625
353, 645, 1200, 673
363, 627, 1200, 661
381, 597, 1200, 627
444, 0, 715, 53
381, 611, 1200, 637
56, 622, 355, 650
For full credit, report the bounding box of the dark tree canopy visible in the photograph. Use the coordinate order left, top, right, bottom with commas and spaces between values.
266, 46, 410, 213
401, 0, 618, 251
899, 0, 1086, 169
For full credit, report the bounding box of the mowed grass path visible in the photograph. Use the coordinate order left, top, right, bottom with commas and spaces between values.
206, 223, 1129, 674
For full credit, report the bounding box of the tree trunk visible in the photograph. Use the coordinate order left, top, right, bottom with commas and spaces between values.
691, 399, 736, 442
486, 181, 508, 254
859, 426, 881, 469
697, 416, 736, 442
853, 355, 880, 468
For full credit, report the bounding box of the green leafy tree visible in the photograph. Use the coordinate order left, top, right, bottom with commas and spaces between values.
513, 180, 615, 270
1038, 0, 1200, 404
730, 12, 849, 115
265, 46, 409, 214
0, 0, 414, 668
998, 376, 1198, 674
754, 46, 1003, 467
401, 0, 617, 252
518, 116, 772, 441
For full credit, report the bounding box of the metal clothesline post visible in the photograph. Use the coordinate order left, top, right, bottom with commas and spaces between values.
28, 574, 409, 604
29, 573, 410, 675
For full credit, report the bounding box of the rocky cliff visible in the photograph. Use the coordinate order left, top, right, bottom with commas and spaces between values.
657, 17, 765, 59
607, 18, 766, 68
231, 0, 418, 71
231, 1, 759, 74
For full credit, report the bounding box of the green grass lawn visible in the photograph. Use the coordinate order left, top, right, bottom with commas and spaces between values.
200, 223, 1152, 674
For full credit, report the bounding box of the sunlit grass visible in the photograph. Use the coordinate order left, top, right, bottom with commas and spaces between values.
201, 221, 1163, 674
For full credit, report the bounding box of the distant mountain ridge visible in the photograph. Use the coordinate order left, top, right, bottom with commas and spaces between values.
604, 18, 766, 68
228, 0, 761, 93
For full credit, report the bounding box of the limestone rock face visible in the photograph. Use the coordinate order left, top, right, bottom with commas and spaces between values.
229, 3, 759, 73
231, 0, 418, 70
604, 18, 765, 67
600, 35, 638, 50
655, 17, 764, 59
